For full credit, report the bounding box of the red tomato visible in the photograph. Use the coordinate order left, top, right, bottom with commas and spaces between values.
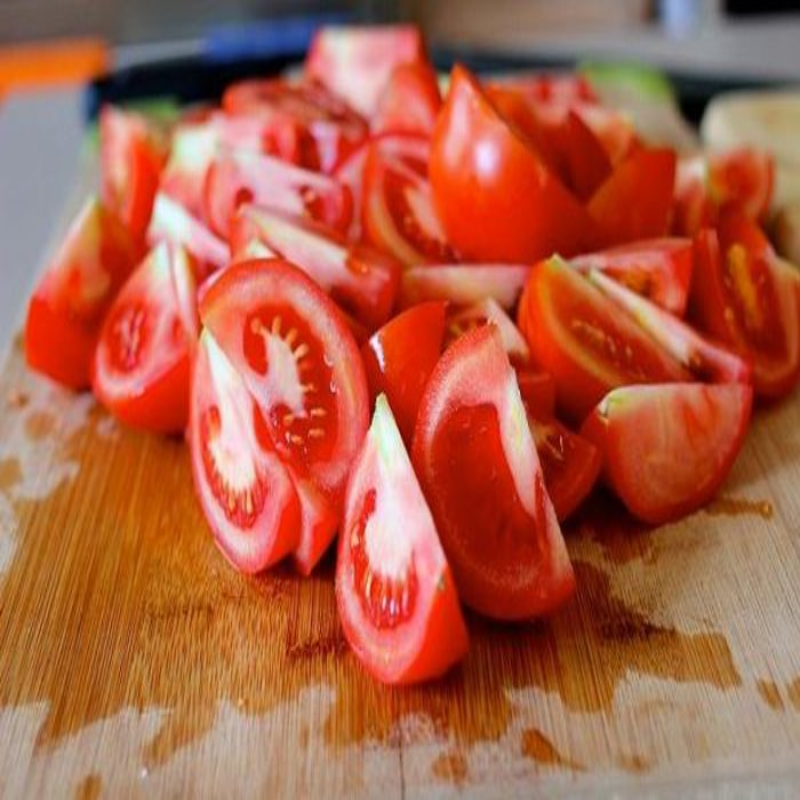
588, 268, 752, 385
361, 301, 446, 445
25, 197, 139, 389
529, 414, 601, 522
336, 395, 468, 684
412, 325, 575, 620
99, 105, 165, 241
516, 368, 557, 419
400, 264, 530, 310
580, 382, 753, 525
204, 150, 353, 239
561, 110, 613, 201
517, 257, 690, 422
571, 238, 694, 317
222, 78, 367, 172
305, 25, 427, 117
189, 329, 300, 573
691, 214, 800, 398
334, 131, 430, 240
92, 243, 198, 433
229, 205, 400, 330
147, 192, 229, 280
362, 147, 455, 266
489, 72, 598, 106
430, 65, 595, 263
199, 259, 370, 570
371, 61, 442, 136
588, 148, 676, 247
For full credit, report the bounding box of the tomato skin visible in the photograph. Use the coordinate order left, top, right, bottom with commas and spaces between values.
430, 65, 596, 263
529, 413, 601, 522
336, 395, 468, 684
372, 61, 442, 136
92, 243, 198, 434
580, 382, 753, 525
305, 25, 427, 117
691, 216, 800, 399
24, 197, 139, 390
571, 238, 694, 317
190, 329, 300, 573
361, 301, 447, 445
100, 105, 165, 241
588, 148, 676, 247
412, 325, 575, 621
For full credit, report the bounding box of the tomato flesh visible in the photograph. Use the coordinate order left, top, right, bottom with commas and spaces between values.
361, 301, 447, 445
337, 395, 468, 684
25, 197, 139, 389
413, 325, 574, 620
580, 382, 753, 525
93, 243, 198, 433
190, 329, 300, 572
372, 61, 442, 136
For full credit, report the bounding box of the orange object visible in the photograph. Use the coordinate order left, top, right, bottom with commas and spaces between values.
0, 38, 109, 96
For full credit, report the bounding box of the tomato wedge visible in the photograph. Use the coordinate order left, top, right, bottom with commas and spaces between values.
372, 61, 442, 136
529, 413, 601, 522
305, 25, 427, 117
361, 301, 446, 445
412, 325, 575, 620
92, 243, 198, 433
691, 214, 800, 398
222, 78, 367, 172
199, 259, 370, 570
100, 105, 165, 241
229, 204, 399, 330
589, 268, 752, 385
430, 65, 595, 263
363, 147, 455, 266
204, 150, 353, 239
25, 197, 139, 389
337, 394, 468, 684
400, 264, 530, 310
571, 238, 693, 317
190, 329, 300, 572
147, 192, 230, 280
517, 257, 690, 422
580, 382, 753, 525
588, 148, 676, 247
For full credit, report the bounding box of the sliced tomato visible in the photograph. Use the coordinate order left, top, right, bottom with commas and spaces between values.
430, 65, 595, 263
199, 259, 370, 569
204, 150, 353, 239
708, 147, 774, 220
362, 147, 455, 266
25, 197, 139, 389
489, 72, 598, 106
561, 110, 613, 201
305, 25, 427, 117
589, 268, 752, 384
222, 78, 367, 173
190, 329, 300, 573
691, 214, 800, 398
400, 264, 530, 310
588, 148, 676, 247
92, 243, 198, 433
337, 394, 468, 684
673, 154, 715, 237
571, 238, 693, 317
147, 192, 229, 280
334, 132, 429, 240
516, 368, 557, 419
99, 105, 166, 241
580, 382, 753, 525
517, 257, 690, 422
361, 301, 446, 445
412, 325, 575, 621
372, 61, 442, 136
229, 205, 399, 330
529, 413, 601, 522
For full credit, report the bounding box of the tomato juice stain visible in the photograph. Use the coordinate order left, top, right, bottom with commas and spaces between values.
24, 410, 56, 441
0, 457, 22, 493
430, 749, 468, 785
705, 496, 774, 520
756, 679, 784, 711
521, 728, 584, 771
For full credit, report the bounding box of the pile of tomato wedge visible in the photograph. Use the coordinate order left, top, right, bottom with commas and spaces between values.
24, 25, 799, 685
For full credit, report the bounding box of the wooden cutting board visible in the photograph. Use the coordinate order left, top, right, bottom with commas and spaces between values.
2, 194, 800, 800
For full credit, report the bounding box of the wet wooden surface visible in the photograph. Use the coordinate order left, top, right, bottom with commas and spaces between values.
2, 334, 800, 798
